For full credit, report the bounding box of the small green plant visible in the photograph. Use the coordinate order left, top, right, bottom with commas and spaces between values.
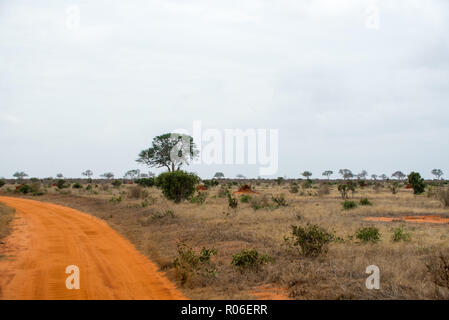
272, 194, 288, 207
240, 194, 252, 203
359, 198, 372, 206
355, 227, 381, 243
392, 225, 411, 242
151, 209, 175, 220
190, 191, 207, 205
286, 224, 335, 257
342, 200, 357, 210
173, 242, 217, 285
227, 191, 238, 209
289, 183, 299, 194
109, 195, 122, 204
231, 249, 272, 269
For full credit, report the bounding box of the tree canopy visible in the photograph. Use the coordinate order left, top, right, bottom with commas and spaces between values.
137, 133, 199, 172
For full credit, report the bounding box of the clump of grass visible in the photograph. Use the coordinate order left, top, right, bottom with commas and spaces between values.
250, 195, 271, 210
226, 191, 238, 209
359, 198, 372, 206
342, 200, 357, 210
392, 225, 411, 242
355, 227, 381, 243
231, 249, 273, 270
109, 195, 122, 204
426, 252, 449, 293
272, 194, 288, 207
0, 203, 15, 241
437, 187, 449, 208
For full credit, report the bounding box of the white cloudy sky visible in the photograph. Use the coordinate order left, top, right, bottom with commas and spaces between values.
1, 0, 448, 179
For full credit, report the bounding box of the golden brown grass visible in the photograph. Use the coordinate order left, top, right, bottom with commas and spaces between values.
0, 203, 15, 241
3, 181, 449, 299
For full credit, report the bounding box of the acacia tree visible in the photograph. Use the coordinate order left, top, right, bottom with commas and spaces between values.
56, 173, 64, 179
236, 174, 246, 179
137, 133, 199, 172
13, 171, 28, 182
302, 171, 312, 180
339, 169, 353, 180
371, 174, 378, 180
380, 174, 388, 181
101, 172, 114, 180
124, 169, 141, 180
322, 170, 333, 180
82, 170, 93, 179
392, 171, 406, 181
214, 172, 225, 179
431, 169, 444, 180
357, 170, 368, 180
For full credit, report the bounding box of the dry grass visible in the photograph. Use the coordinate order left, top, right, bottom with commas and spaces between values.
0, 203, 15, 241
3, 181, 449, 299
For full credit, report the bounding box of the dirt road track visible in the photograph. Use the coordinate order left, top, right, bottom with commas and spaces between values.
0, 197, 185, 300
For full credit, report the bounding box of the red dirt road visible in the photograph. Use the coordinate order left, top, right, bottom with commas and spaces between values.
0, 197, 185, 300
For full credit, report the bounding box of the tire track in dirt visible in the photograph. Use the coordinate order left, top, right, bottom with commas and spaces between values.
0, 196, 185, 300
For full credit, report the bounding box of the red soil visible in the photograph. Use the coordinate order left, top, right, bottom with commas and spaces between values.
365, 215, 449, 224
233, 184, 257, 195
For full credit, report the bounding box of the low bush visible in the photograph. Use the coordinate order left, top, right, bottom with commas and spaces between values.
342, 200, 357, 210
72, 182, 83, 189
155, 171, 199, 203
0, 179, 5, 188
240, 194, 252, 203
173, 242, 217, 285
338, 182, 355, 199
286, 224, 335, 257
231, 249, 272, 269
112, 180, 122, 187
16, 184, 32, 194
272, 194, 288, 207
289, 183, 299, 194
109, 195, 122, 204
359, 198, 372, 206
355, 227, 380, 243
190, 191, 207, 205
227, 191, 238, 209
135, 178, 155, 187
392, 225, 411, 242
56, 179, 67, 190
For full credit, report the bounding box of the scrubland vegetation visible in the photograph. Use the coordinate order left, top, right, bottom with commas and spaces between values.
2, 174, 449, 299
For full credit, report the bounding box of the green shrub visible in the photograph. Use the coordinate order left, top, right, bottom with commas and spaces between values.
240, 194, 252, 203
250, 195, 271, 210
203, 179, 219, 188
302, 179, 313, 189
408, 172, 425, 195
135, 178, 155, 187
17, 184, 32, 194
272, 194, 288, 207
359, 198, 372, 206
112, 180, 122, 187
56, 179, 67, 190
287, 224, 335, 257
289, 183, 299, 194
227, 191, 238, 209
355, 227, 381, 243
0, 179, 5, 188
173, 242, 217, 284
231, 249, 272, 269
190, 191, 207, 205
155, 171, 199, 203
342, 200, 357, 210
392, 225, 411, 242
72, 182, 83, 189
109, 195, 122, 204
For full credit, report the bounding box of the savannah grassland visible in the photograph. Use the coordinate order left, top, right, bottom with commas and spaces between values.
1, 180, 449, 299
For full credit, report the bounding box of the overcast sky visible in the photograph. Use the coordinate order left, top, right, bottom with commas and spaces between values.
1, 0, 448, 179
